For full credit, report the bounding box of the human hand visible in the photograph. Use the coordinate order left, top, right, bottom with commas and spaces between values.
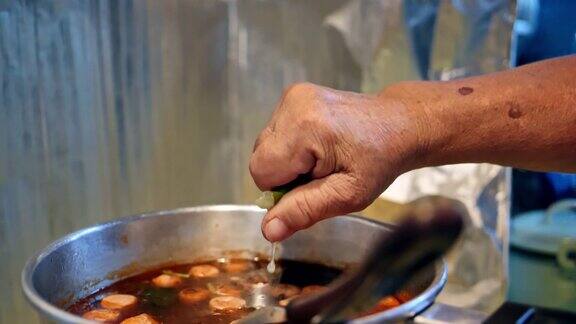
250, 83, 428, 241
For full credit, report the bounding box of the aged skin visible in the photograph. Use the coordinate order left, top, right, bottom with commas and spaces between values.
250, 55, 576, 242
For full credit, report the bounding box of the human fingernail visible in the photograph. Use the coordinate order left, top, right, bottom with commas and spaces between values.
264, 218, 289, 242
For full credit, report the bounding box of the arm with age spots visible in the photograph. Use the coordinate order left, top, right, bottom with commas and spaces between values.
403, 55, 576, 172
250, 55, 576, 242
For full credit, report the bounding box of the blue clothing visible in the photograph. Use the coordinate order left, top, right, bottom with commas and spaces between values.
512, 0, 576, 65
512, 0, 576, 211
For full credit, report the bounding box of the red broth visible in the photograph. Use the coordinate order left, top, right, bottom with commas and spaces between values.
68, 258, 410, 323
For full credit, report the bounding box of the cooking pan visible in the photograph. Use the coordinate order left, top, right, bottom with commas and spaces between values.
21, 205, 483, 323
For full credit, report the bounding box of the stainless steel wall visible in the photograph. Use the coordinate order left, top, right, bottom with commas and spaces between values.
0, 1, 512, 322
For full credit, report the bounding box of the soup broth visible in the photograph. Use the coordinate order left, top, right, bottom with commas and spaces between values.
68, 257, 409, 323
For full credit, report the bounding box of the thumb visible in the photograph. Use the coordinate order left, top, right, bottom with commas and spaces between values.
261, 173, 371, 242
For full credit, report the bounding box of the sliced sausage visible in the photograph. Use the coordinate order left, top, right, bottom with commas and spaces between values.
120, 313, 159, 324
376, 296, 401, 309
151, 274, 182, 288
360, 296, 402, 317
189, 264, 220, 278
82, 309, 120, 322
212, 282, 243, 297
209, 296, 247, 311
222, 260, 252, 273
395, 291, 412, 303
100, 294, 138, 310
178, 287, 211, 305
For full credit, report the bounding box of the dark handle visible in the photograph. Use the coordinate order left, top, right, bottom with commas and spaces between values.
285, 197, 465, 323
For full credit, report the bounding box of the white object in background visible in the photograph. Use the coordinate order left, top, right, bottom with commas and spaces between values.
511, 199, 576, 255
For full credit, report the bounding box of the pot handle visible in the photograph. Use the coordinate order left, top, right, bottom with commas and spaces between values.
412, 302, 488, 323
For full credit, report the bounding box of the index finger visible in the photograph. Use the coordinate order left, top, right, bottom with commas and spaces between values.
249, 133, 316, 190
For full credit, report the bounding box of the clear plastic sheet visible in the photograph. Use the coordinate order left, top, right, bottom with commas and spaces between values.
382, 164, 510, 312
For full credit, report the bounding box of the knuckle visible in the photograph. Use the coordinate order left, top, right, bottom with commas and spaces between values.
283, 83, 322, 107
299, 105, 328, 132
282, 83, 327, 122
299, 113, 320, 131
252, 133, 264, 152
285, 82, 317, 96
253, 125, 273, 149
249, 156, 266, 188
249, 149, 277, 188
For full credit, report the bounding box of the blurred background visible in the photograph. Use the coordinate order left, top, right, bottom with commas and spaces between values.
0, 0, 574, 323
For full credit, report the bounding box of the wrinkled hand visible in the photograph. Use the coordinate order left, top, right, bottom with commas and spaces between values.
250, 83, 427, 241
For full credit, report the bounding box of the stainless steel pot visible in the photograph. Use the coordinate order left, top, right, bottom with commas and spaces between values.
22, 205, 449, 323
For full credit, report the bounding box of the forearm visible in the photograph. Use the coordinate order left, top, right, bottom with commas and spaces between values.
390, 55, 576, 173
251, 57, 575, 241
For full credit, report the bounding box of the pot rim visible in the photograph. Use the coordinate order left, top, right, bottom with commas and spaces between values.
21, 204, 446, 323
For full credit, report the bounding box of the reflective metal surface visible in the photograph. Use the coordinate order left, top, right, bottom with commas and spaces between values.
22, 205, 446, 324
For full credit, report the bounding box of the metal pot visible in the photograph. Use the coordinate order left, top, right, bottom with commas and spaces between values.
22, 205, 448, 323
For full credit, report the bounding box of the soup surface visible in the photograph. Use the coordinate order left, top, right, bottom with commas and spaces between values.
68, 256, 408, 323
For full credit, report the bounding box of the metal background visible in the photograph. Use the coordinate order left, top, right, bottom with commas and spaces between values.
0, 1, 512, 322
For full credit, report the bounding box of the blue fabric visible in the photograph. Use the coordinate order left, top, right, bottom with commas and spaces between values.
513, 0, 576, 65
545, 173, 576, 200
512, 0, 576, 204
